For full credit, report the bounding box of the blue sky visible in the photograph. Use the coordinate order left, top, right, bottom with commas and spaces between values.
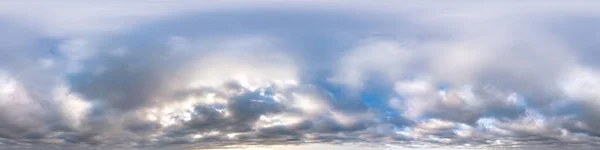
1, 1, 600, 149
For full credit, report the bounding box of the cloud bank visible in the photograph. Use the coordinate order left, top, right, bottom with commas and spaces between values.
1, 1, 600, 149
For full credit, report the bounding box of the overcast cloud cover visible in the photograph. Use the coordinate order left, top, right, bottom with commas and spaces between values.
1, 0, 600, 149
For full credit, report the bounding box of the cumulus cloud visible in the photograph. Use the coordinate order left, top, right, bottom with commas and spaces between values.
1, 1, 600, 149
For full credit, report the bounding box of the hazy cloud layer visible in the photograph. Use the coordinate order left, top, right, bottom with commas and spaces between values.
1, 1, 600, 149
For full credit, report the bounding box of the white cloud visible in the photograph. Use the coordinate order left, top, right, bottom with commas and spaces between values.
53, 84, 92, 128
1, 1, 600, 149
333, 39, 414, 89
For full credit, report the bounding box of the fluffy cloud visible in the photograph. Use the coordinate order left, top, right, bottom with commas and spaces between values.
1, 1, 600, 149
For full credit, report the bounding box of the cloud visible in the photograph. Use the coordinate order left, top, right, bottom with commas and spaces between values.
1, 1, 600, 149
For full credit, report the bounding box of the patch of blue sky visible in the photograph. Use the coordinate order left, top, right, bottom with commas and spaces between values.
358, 73, 396, 110
436, 83, 450, 92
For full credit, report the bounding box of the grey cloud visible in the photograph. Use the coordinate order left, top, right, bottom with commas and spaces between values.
2, 2, 600, 150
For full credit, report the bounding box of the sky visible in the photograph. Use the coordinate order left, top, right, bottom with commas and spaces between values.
1, 0, 600, 149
